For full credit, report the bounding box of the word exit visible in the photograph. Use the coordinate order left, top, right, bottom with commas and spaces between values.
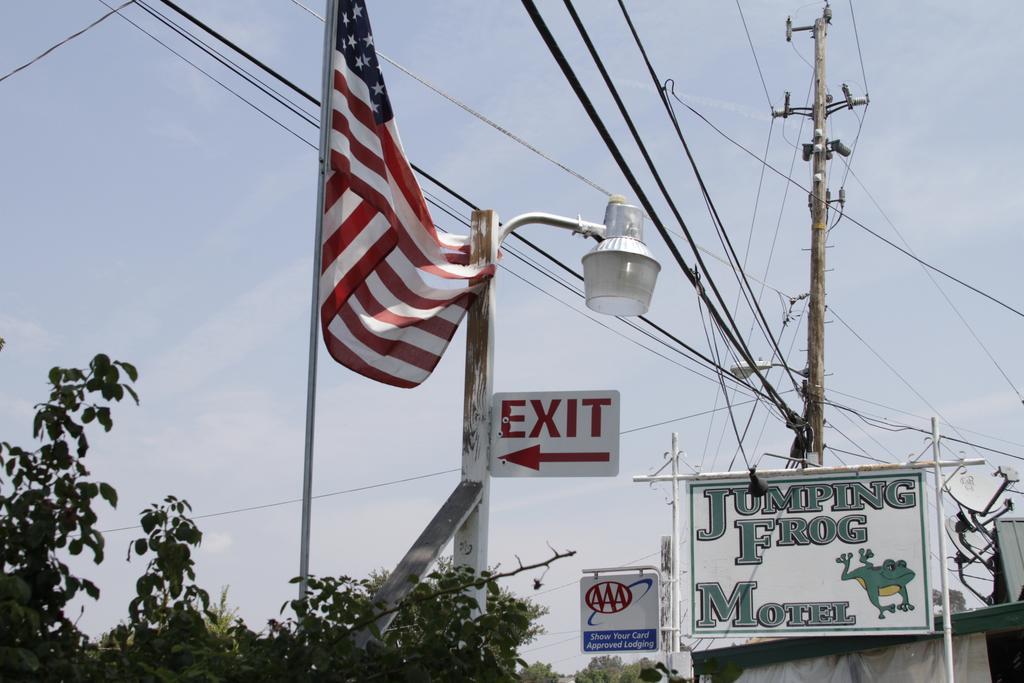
499, 397, 612, 439
490, 390, 620, 478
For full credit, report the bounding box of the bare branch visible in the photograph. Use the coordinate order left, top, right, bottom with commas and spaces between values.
346, 548, 575, 636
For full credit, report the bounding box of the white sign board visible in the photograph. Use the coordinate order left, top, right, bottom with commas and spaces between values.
490, 390, 619, 477
688, 470, 931, 637
580, 569, 660, 653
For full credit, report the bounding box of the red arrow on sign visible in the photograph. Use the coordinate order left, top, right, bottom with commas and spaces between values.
498, 444, 611, 471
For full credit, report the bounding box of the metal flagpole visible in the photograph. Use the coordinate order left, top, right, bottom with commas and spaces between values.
932, 417, 956, 683
298, 0, 339, 601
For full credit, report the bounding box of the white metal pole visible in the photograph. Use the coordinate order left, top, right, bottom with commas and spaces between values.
933, 417, 956, 682
670, 432, 680, 654
297, 0, 338, 600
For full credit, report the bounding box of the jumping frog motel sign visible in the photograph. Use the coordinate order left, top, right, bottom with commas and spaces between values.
688, 468, 933, 637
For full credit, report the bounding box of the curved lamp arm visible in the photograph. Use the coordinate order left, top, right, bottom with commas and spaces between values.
498, 212, 606, 245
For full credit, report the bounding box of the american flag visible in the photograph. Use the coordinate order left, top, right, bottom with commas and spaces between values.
319, 0, 492, 388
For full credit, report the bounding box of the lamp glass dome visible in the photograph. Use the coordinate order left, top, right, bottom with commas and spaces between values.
580, 197, 660, 316
582, 237, 660, 316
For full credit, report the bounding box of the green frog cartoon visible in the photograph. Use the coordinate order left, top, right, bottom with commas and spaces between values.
836, 548, 916, 619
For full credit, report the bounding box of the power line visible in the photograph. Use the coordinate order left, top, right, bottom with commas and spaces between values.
105, 0, 1024, 468
100, 468, 460, 533
282, 5, 799, 305
97, 397, 784, 536
608, 0, 806, 405
155, 0, 317, 109
838, 162, 1024, 406
828, 401, 1024, 463
98, 0, 318, 149
415, 168, 787, 410
830, 308, 982, 458
286, 0, 324, 21
829, 408, 896, 460
1, 0, 137, 84
136, 0, 318, 125
668, 94, 1024, 322
105, 0, 789, 425
609, 0, 811, 463
378, 52, 608, 197
827, 387, 1024, 449
848, 0, 870, 95
620, 398, 768, 436
734, 0, 773, 109
524, 0, 801, 431
117, 0, 785, 413
423, 192, 733, 388
520, 635, 578, 654
605, 1, 796, 388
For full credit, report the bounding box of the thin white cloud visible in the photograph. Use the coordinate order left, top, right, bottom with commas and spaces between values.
0, 314, 57, 353
202, 531, 234, 554
146, 259, 307, 396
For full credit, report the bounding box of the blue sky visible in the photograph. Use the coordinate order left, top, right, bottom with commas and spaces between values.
3, 0, 1023, 673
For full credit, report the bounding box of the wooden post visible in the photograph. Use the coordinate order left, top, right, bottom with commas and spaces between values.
454, 209, 498, 609
807, 8, 830, 465
660, 534, 671, 658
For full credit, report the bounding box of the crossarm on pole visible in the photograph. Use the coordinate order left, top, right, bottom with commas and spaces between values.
355, 479, 483, 646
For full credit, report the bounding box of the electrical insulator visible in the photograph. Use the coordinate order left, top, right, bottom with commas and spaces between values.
830, 140, 852, 157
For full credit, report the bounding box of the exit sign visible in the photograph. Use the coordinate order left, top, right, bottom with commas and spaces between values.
489, 390, 620, 477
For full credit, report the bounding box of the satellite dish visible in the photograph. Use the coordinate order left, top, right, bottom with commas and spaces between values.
944, 467, 1005, 514
945, 515, 993, 564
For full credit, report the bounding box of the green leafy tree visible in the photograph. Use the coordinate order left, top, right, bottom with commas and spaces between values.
368, 557, 550, 648
519, 660, 562, 682
932, 588, 967, 615
575, 656, 678, 683
0, 354, 137, 680
2, 355, 562, 681
205, 586, 240, 638
575, 655, 626, 683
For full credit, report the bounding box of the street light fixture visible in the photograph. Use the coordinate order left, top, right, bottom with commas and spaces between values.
499, 195, 660, 316
582, 197, 661, 316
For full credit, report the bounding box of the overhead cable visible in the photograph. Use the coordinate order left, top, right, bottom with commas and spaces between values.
1, 0, 137, 84
105, 0, 790, 419
734, 0, 773, 109
668, 92, 1024, 322
100, 468, 460, 533
608, 0, 805, 398
98, 0, 318, 148
521, 0, 802, 430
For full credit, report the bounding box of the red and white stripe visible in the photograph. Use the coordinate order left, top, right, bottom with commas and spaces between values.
319, 47, 492, 388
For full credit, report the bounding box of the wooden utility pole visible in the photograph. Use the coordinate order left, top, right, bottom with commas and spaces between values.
454, 209, 498, 608
807, 7, 830, 466
775, 5, 869, 466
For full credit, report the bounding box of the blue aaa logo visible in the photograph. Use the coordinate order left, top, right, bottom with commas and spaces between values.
585, 578, 654, 626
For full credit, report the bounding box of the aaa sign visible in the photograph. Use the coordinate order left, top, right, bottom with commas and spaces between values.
689, 470, 932, 637
490, 390, 619, 477
580, 570, 660, 653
